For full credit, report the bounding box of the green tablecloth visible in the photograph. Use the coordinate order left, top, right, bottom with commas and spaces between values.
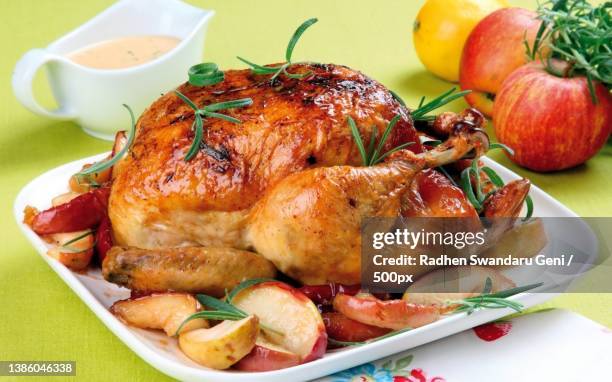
1, 1, 610, 380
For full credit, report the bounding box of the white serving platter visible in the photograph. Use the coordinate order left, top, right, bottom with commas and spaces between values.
14, 153, 579, 382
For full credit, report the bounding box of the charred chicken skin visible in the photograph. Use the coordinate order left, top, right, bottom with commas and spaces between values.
102, 62, 526, 289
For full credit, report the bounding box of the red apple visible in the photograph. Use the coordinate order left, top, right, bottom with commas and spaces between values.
322, 312, 390, 342
233, 335, 301, 371
460, 8, 546, 116
332, 294, 440, 330
231, 281, 328, 363
493, 59, 612, 172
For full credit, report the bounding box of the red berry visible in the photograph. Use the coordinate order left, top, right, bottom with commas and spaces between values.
473, 321, 512, 342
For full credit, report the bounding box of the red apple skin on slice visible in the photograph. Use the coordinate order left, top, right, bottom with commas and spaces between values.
231, 281, 328, 363
323, 312, 391, 342
234, 335, 301, 372
333, 294, 440, 330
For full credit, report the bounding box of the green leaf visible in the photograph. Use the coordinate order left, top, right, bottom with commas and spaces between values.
373, 142, 415, 164
486, 282, 543, 299
523, 195, 534, 221
188, 63, 225, 86
78, 104, 137, 176
195, 294, 247, 317
347, 116, 369, 166
202, 112, 242, 124
482, 277, 493, 295
174, 310, 245, 336
225, 278, 277, 303
411, 88, 471, 121
370, 115, 401, 165
389, 90, 406, 107
184, 114, 203, 161
460, 167, 482, 211
328, 338, 365, 347
489, 142, 515, 156
394, 355, 414, 371
236, 56, 281, 73
381, 360, 393, 370
174, 90, 200, 111
203, 98, 253, 112
285, 18, 318, 62
481, 167, 505, 188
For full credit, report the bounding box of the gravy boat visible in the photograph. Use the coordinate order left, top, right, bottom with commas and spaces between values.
12, 0, 214, 140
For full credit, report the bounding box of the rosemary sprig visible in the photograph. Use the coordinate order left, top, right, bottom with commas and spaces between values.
175, 91, 252, 161
450, 281, 544, 315
174, 279, 283, 336
348, 115, 414, 166
529, 0, 611, 103
59, 230, 95, 253
237, 18, 318, 83
330, 280, 542, 347
187, 63, 224, 86
77, 104, 136, 177
410, 88, 472, 121
459, 144, 534, 220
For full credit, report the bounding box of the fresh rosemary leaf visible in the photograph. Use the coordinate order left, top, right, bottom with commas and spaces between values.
195, 294, 247, 317
60, 230, 93, 248
188, 63, 224, 86
487, 282, 543, 299
348, 115, 413, 166
347, 116, 369, 165
489, 142, 515, 156
460, 166, 483, 211
184, 114, 204, 161
203, 98, 253, 112
236, 56, 280, 74
174, 310, 245, 336
78, 104, 136, 176
374, 142, 415, 163
482, 277, 493, 295
389, 89, 407, 107
523, 195, 534, 221
175, 91, 252, 161
370, 115, 401, 165
411, 88, 471, 121
328, 338, 365, 347
174, 90, 200, 111
202, 112, 242, 124
481, 167, 505, 187
225, 278, 277, 303
531, 0, 611, 103
286, 18, 318, 61
238, 18, 318, 82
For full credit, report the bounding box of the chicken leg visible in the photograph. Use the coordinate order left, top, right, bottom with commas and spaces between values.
246, 123, 489, 284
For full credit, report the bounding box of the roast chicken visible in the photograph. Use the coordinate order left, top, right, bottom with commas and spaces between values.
104, 63, 525, 289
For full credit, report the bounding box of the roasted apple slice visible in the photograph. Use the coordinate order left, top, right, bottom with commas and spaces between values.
402, 266, 515, 306
31, 187, 110, 234
322, 312, 391, 342
234, 334, 301, 371
47, 230, 94, 271
298, 283, 361, 306
110, 293, 208, 336
231, 281, 327, 363
333, 293, 440, 330
179, 315, 259, 370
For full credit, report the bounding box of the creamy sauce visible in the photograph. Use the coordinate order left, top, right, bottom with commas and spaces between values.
67, 35, 181, 69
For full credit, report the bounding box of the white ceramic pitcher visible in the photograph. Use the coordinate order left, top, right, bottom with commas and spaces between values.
12, 0, 214, 140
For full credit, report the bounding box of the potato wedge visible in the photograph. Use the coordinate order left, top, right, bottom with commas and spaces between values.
110, 293, 207, 336
179, 315, 258, 369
